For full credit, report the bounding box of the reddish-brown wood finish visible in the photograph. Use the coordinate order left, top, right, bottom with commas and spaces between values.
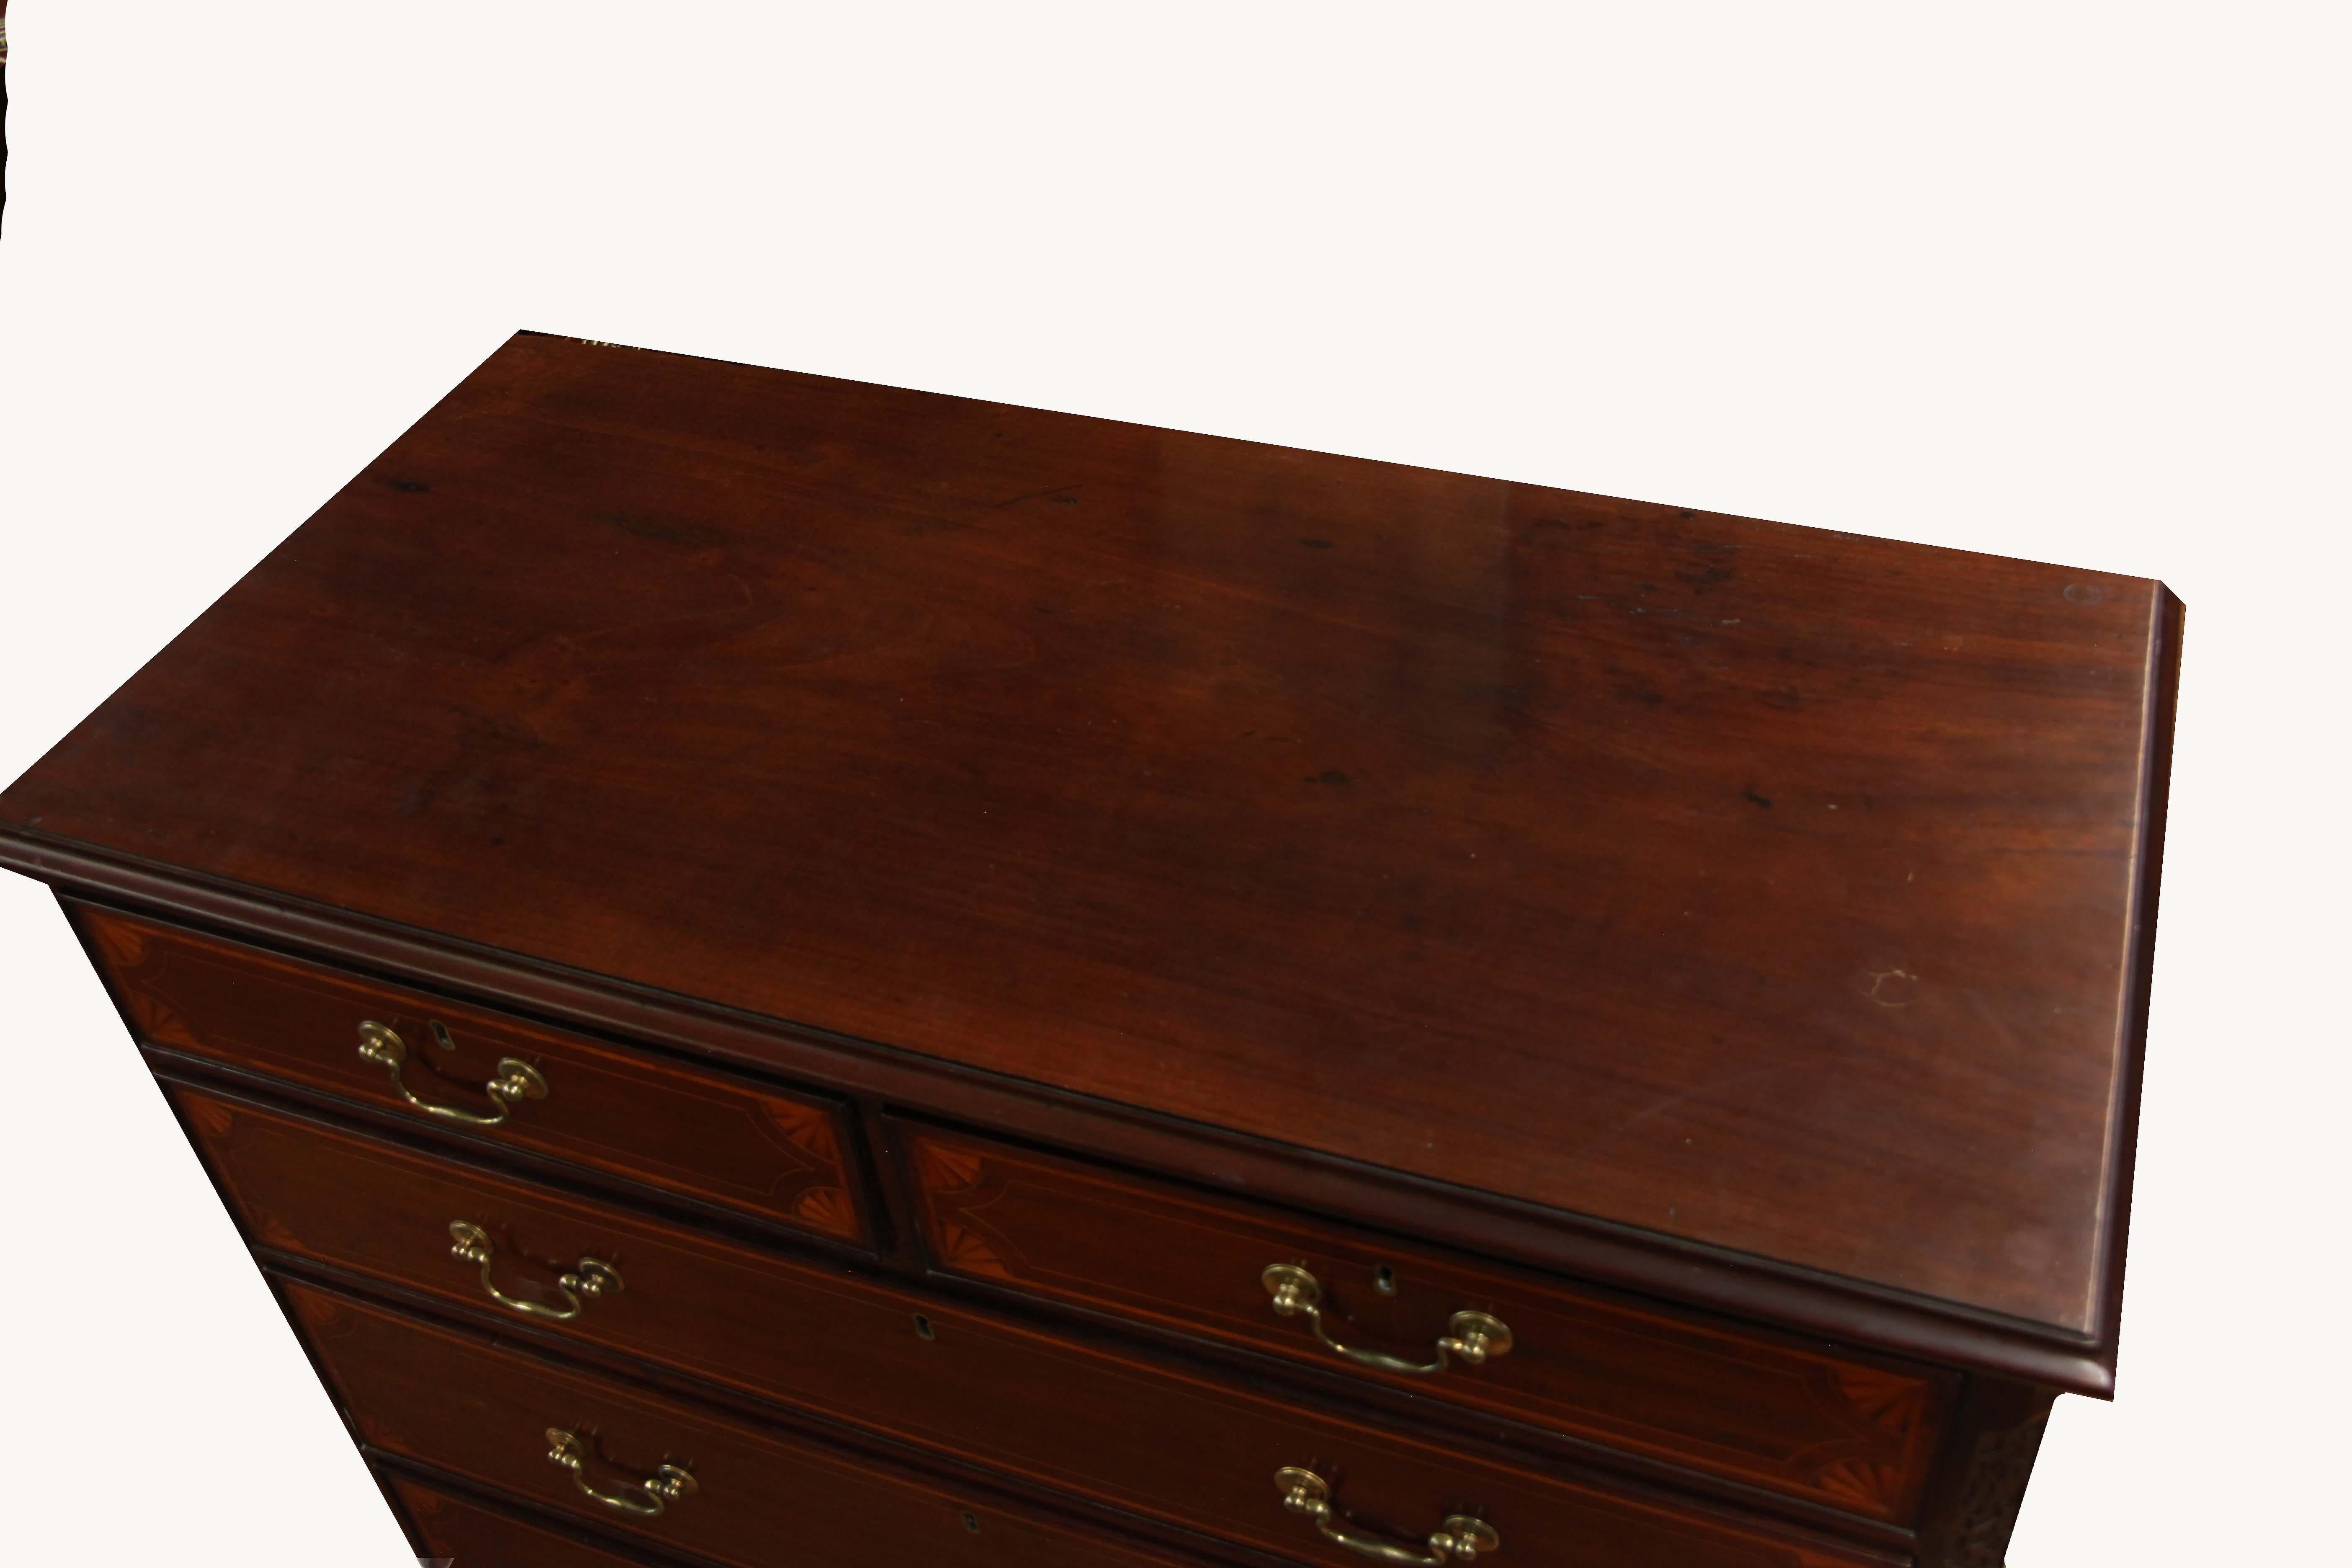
0, 332, 2178, 1338
39, 854, 2110, 1396
289, 1275, 1893, 1568
902, 1121, 1950, 1522
289, 1282, 1199, 1568
173, 1068, 1937, 1529
1911, 1377, 2059, 1568
185, 1083, 1892, 1566
83, 902, 865, 1243
386, 1474, 664, 1568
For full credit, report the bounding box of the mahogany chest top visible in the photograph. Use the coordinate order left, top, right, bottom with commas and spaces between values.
0, 331, 2178, 1395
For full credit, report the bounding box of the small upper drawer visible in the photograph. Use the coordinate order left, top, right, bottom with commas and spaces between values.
902, 1123, 1950, 1524
76, 903, 865, 1245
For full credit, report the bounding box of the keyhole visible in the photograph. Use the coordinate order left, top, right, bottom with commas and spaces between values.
1374, 1264, 1398, 1296
913, 1313, 936, 1340
961, 1511, 981, 1534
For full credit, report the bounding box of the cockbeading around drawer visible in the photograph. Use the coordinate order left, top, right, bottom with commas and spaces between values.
79, 901, 866, 1244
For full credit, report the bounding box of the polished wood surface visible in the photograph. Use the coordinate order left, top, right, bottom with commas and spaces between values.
44, 851, 2111, 1394
186, 1082, 1896, 1564
175, 1069, 1933, 1532
289, 1279, 1199, 1568
903, 1121, 1950, 1521
0, 332, 2177, 1336
86, 902, 865, 1243
289, 1274, 1893, 1568
7, 336, 2172, 1566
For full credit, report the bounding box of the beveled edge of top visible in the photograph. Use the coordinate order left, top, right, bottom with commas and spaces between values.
0, 803, 2170, 1398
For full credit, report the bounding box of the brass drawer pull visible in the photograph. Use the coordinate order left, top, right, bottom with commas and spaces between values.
358, 1019, 547, 1127
451, 1221, 621, 1321
545, 1427, 696, 1517
1274, 1467, 1498, 1563
1262, 1264, 1512, 1376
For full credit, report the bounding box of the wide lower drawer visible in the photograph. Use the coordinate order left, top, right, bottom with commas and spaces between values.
182, 1081, 1895, 1568
294, 1282, 1191, 1568
386, 1472, 664, 1568
79, 901, 865, 1243
902, 1121, 1949, 1523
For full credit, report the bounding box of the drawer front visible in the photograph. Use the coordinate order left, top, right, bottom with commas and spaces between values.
81, 903, 864, 1243
387, 1473, 662, 1568
186, 1086, 1890, 1568
904, 1123, 1948, 1523
294, 1283, 1190, 1568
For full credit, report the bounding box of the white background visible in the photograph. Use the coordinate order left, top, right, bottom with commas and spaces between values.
2, 4, 2346, 1563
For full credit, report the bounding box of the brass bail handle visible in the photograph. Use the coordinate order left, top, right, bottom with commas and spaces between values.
449, 1221, 622, 1322
357, 1019, 547, 1127
1261, 1264, 1513, 1377
1274, 1467, 1499, 1564
545, 1428, 697, 1518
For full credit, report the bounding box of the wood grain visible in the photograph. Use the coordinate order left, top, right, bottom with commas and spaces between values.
24, 838, 2120, 1396
903, 1121, 1950, 1522
0, 332, 2176, 1332
172, 1070, 1933, 1532
289, 1282, 1199, 1568
85, 901, 864, 1242
288, 1274, 1893, 1568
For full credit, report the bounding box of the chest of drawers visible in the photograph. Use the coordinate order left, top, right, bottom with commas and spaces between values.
0, 333, 2180, 1568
